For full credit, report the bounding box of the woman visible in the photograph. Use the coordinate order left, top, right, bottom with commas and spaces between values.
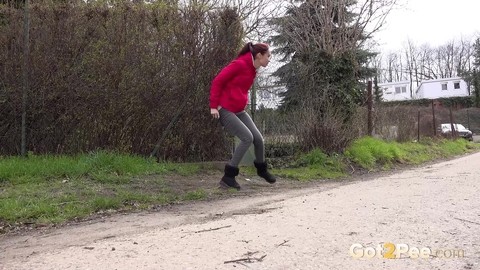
210, 42, 276, 190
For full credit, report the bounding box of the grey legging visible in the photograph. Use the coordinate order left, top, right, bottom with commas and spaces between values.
219, 108, 264, 167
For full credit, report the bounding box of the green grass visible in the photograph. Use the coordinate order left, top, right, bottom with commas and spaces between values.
345, 136, 478, 170
0, 151, 200, 227
0, 151, 200, 184
0, 140, 477, 229
256, 137, 478, 181
344, 137, 406, 170
273, 149, 347, 181
182, 189, 208, 201
0, 176, 175, 224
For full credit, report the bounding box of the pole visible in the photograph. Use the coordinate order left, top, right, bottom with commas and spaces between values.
432, 100, 436, 136
251, 79, 256, 122
367, 80, 373, 136
449, 107, 455, 139
467, 109, 470, 130
417, 110, 420, 142
21, 0, 30, 157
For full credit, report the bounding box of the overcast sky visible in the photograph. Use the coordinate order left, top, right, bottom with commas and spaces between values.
374, 0, 480, 52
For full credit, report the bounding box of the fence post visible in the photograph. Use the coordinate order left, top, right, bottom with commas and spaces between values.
417, 110, 420, 142
449, 107, 456, 139
467, 109, 470, 130
21, 0, 31, 157
367, 80, 373, 136
250, 79, 256, 122
431, 100, 436, 136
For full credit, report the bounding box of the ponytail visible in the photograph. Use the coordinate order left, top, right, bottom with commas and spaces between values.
238, 42, 269, 57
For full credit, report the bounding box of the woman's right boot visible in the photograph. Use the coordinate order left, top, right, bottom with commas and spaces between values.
219, 164, 240, 190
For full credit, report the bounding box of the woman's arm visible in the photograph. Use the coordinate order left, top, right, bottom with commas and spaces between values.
209, 59, 242, 109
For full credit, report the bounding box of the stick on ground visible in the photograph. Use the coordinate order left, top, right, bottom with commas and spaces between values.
194, 225, 232, 233
224, 254, 267, 264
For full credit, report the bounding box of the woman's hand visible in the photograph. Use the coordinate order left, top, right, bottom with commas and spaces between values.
210, 108, 219, 119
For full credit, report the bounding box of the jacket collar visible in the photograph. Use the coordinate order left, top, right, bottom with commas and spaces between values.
238, 52, 257, 72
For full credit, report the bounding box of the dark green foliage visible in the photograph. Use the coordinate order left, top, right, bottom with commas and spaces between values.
474, 70, 480, 108
459, 38, 480, 107
270, 0, 377, 115
473, 38, 480, 67
268, 0, 377, 153
473, 39, 480, 107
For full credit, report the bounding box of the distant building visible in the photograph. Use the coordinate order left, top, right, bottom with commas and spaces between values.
378, 81, 414, 101
378, 77, 470, 102
416, 77, 469, 99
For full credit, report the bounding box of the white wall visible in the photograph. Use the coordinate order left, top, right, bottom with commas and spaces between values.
416, 78, 469, 99
378, 81, 413, 101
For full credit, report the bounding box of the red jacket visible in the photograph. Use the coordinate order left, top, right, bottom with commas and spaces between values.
209, 53, 256, 113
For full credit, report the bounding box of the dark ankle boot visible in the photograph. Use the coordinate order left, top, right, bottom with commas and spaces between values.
219, 164, 240, 190
254, 161, 276, 184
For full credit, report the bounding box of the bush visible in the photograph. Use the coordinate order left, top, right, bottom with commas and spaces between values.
0, 2, 241, 162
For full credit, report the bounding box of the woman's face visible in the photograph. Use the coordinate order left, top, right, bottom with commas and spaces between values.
256, 51, 271, 68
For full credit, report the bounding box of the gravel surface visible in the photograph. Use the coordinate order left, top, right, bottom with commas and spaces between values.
1, 153, 480, 270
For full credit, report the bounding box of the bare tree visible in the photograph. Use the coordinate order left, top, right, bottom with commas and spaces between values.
385, 52, 395, 82
404, 39, 416, 95
208, 0, 286, 41
275, 0, 398, 56
456, 37, 473, 75
417, 44, 435, 80
378, 36, 476, 84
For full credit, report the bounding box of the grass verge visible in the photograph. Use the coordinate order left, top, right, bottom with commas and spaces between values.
0, 138, 478, 231
344, 137, 479, 170
273, 149, 347, 181
0, 151, 203, 230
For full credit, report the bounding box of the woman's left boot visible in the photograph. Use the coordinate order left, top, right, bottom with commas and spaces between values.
219, 164, 241, 190
254, 161, 276, 184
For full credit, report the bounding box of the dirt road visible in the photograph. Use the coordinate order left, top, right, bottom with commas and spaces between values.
1, 153, 480, 270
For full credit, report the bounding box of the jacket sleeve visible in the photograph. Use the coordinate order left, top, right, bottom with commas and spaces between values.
209, 59, 241, 109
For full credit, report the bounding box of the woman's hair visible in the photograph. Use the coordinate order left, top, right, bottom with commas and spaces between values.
238, 42, 269, 57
